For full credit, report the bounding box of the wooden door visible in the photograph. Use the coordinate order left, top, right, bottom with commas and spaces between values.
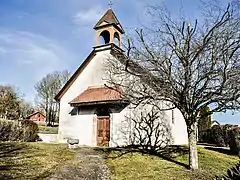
97, 116, 110, 147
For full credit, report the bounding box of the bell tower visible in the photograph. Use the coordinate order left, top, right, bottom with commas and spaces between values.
93, 8, 124, 48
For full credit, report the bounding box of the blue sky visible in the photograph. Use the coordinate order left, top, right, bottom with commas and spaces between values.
0, 0, 238, 125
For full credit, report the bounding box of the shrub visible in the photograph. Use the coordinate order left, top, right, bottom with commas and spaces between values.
229, 127, 240, 156
200, 124, 239, 148
211, 125, 226, 146
0, 120, 12, 141
217, 162, 240, 180
21, 120, 39, 141
0, 119, 39, 142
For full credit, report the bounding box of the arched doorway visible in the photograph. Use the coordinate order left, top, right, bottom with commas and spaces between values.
95, 108, 110, 147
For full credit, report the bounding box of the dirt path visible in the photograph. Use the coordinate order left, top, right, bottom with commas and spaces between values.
47, 148, 111, 180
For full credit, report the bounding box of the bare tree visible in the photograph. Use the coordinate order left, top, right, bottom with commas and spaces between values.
19, 100, 35, 119
105, 1, 240, 170
35, 70, 70, 125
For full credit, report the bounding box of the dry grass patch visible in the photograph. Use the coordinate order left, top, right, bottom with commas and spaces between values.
0, 142, 75, 179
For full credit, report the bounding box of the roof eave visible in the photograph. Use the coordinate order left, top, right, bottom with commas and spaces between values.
69, 99, 129, 107
94, 23, 125, 34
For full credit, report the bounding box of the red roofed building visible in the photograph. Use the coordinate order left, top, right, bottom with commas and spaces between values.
26, 112, 45, 122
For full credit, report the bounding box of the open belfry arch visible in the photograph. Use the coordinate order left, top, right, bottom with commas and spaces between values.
94, 9, 124, 47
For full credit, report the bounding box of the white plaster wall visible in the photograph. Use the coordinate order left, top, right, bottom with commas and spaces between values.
161, 108, 188, 145
57, 112, 94, 145
110, 107, 132, 147
171, 109, 188, 145
109, 104, 189, 147
58, 47, 188, 146
120, 104, 174, 147
154, 101, 188, 145
58, 49, 112, 144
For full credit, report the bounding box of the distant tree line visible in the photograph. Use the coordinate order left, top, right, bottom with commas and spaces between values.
0, 70, 70, 124
34, 70, 70, 126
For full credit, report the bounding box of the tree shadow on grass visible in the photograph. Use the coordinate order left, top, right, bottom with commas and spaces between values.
0, 142, 27, 179
0, 142, 52, 180
95, 145, 189, 169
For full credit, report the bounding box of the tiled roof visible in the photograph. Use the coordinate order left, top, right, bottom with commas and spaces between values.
94, 9, 124, 33
26, 111, 45, 119
69, 86, 122, 105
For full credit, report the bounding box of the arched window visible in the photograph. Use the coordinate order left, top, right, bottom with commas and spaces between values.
114, 32, 120, 46
99, 30, 110, 44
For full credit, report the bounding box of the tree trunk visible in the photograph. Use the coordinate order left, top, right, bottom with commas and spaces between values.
188, 122, 199, 170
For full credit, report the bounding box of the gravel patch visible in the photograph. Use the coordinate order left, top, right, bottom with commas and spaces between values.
47, 148, 111, 180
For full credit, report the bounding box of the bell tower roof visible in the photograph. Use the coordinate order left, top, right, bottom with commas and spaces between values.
93, 9, 124, 34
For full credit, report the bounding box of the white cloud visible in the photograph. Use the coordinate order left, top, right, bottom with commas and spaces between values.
73, 6, 105, 25
0, 28, 75, 101
0, 29, 71, 68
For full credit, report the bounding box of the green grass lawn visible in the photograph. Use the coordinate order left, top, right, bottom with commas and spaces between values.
38, 125, 58, 134
105, 146, 239, 180
0, 142, 75, 179
0, 142, 238, 180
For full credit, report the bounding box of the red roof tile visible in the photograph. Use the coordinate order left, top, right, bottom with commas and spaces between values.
69, 86, 122, 105
26, 111, 45, 119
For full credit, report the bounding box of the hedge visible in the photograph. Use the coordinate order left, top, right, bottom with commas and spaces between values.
0, 119, 39, 142
200, 124, 240, 155
229, 127, 240, 156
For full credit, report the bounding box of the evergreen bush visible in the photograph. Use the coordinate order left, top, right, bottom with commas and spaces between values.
229, 127, 240, 156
